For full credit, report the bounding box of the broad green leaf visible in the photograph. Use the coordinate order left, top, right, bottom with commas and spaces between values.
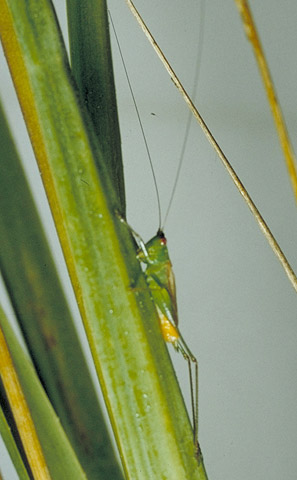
0, 0, 208, 477
0, 100, 123, 480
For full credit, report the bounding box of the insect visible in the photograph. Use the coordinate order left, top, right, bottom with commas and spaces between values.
109, 3, 206, 456
135, 227, 199, 454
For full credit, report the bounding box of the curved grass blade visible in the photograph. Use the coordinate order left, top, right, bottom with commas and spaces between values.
234, 0, 297, 203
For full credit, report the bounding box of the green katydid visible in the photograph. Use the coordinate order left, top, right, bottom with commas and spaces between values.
134, 227, 199, 455
108, 5, 205, 456
116, 213, 200, 453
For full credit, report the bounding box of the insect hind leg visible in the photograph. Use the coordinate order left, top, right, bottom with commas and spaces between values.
175, 335, 199, 458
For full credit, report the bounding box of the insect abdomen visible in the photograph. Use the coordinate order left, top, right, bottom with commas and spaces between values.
156, 306, 179, 344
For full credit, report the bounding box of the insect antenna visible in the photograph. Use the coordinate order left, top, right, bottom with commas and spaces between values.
162, 0, 206, 230
108, 11, 162, 231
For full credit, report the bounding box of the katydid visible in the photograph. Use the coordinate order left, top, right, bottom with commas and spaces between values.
134, 228, 199, 455
109, 4, 204, 457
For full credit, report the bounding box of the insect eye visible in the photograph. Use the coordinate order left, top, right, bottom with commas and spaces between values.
157, 229, 166, 245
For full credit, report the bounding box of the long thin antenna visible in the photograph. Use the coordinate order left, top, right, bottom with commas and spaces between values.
162, 0, 206, 229
108, 11, 162, 230
126, 0, 297, 294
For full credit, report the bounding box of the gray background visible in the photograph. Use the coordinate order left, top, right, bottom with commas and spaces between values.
1, 1, 297, 478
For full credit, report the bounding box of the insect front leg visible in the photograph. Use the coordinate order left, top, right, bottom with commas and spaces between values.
115, 209, 149, 259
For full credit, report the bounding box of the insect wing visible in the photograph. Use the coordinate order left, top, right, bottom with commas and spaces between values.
146, 258, 178, 329
165, 259, 178, 326
142, 234, 179, 327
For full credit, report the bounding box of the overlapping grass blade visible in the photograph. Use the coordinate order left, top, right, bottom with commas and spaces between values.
0, 100, 123, 479
0, 0, 207, 477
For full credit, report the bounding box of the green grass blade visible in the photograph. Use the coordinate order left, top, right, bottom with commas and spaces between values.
0, 319, 52, 479
0, 304, 87, 480
67, 0, 125, 214
0, 102, 123, 479
0, 407, 31, 480
0, 0, 208, 477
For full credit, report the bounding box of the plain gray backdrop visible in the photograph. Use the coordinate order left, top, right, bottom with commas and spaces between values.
1, 1, 297, 478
